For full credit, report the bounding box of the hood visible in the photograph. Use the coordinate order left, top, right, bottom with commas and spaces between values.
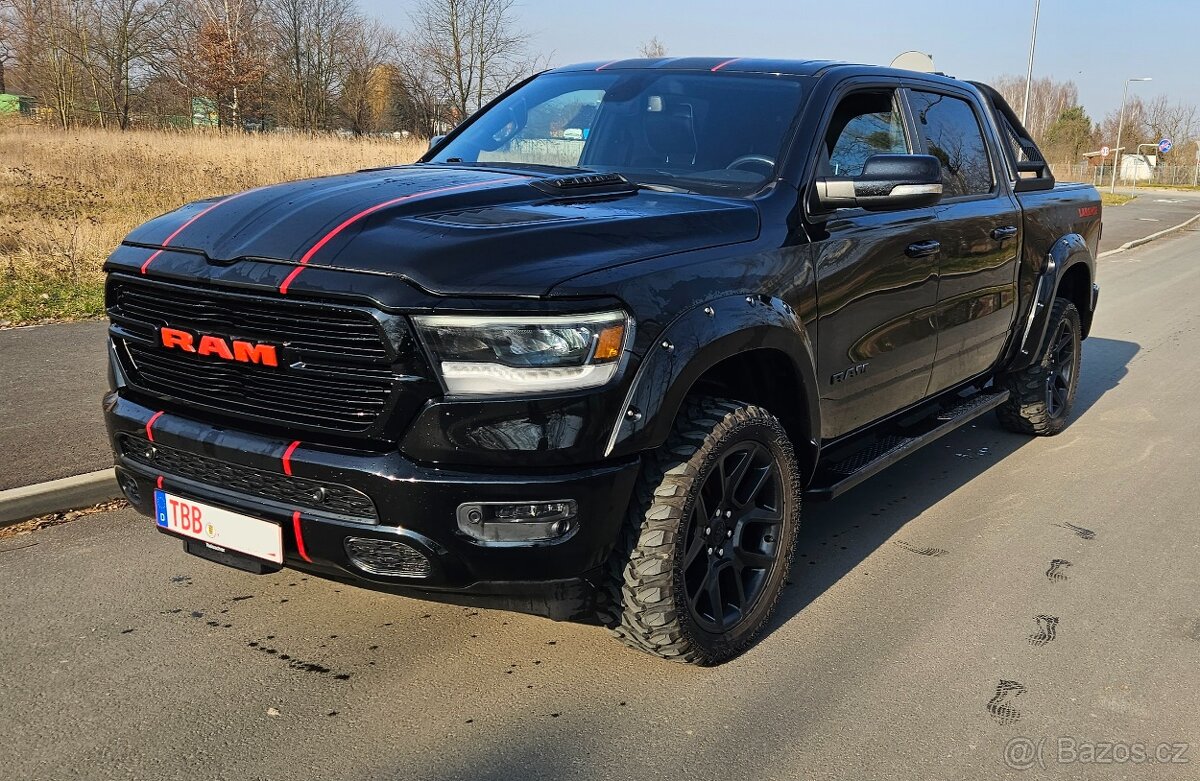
124, 165, 761, 297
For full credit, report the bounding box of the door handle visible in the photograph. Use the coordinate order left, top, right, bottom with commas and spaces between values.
905, 240, 941, 258
991, 225, 1019, 241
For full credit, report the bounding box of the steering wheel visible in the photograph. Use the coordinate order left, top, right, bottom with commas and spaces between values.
726, 154, 776, 175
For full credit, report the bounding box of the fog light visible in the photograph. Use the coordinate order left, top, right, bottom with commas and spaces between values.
456, 501, 578, 544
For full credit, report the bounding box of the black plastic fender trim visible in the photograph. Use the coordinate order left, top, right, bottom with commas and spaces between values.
603, 293, 821, 482
1004, 233, 1093, 373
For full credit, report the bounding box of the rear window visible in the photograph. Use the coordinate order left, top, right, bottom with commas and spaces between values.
908, 91, 995, 198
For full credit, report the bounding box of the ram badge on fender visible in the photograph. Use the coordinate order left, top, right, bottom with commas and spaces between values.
103, 58, 1100, 665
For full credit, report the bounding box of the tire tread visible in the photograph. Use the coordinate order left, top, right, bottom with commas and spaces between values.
599, 397, 800, 664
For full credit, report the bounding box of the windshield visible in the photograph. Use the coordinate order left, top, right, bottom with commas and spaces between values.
429, 70, 806, 195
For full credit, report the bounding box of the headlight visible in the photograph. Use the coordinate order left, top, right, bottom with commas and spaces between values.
413, 310, 631, 396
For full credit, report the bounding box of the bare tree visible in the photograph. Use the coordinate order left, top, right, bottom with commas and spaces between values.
1096, 96, 1149, 154
0, 2, 15, 95
1143, 95, 1199, 161
339, 19, 395, 134
992, 74, 1079, 146
0, 0, 548, 137
408, 0, 541, 121
10, 0, 82, 128
187, 0, 265, 128
68, 0, 167, 129
638, 36, 667, 58
394, 38, 451, 135
265, 0, 360, 131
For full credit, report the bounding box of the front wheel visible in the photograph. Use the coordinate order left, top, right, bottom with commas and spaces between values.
996, 298, 1082, 436
601, 397, 801, 665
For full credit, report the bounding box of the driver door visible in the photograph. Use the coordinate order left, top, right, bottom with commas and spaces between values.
810, 84, 941, 438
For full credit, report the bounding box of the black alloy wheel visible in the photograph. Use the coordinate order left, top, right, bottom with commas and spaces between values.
602, 397, 801, 665
1045, 316, 1078, 419
682, 441, 784, 633
996, 298, 1082, 437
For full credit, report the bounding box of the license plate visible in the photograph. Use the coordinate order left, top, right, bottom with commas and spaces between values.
155, 491, 283, 564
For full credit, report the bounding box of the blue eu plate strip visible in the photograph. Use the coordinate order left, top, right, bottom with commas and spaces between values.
154, 490, 169, 528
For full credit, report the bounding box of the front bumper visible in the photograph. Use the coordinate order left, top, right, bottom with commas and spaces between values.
105, 393, 641, 619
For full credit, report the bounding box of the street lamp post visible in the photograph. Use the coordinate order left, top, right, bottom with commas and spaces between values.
1111, 76, 1152, 194
1021, 0, 1042, 127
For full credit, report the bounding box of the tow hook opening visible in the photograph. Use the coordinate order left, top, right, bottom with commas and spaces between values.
118, 471, 142, 504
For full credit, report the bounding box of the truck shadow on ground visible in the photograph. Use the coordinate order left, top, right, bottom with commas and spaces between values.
380, 338, 1139, 781
763, 336, 1138, 636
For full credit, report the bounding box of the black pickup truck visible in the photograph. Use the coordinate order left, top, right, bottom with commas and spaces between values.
104, 58, 1100, 664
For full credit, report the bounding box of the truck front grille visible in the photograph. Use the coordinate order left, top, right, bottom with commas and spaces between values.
119, 434, 378, 522
106, 276, 430, 438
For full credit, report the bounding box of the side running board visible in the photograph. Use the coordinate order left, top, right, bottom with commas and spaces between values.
805, 388, 1011, 501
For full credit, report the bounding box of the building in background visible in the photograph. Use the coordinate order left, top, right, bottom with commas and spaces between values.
1121, 153, 1156, 182
0, 94, 35, 115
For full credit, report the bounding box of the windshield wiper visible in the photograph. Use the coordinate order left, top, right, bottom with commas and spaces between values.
631, 181, 696, 194
431, 160, 597, 175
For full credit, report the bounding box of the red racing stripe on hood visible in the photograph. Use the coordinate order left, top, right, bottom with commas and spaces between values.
140, 189, 259, 275
278, 176, 525, 294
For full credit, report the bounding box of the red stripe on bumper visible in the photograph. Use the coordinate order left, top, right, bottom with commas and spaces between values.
292, 511, 312, 563
145, 411, 165, 442
281, 440, 301, 476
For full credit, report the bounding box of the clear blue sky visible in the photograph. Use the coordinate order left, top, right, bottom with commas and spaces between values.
362, 0, 1200, 123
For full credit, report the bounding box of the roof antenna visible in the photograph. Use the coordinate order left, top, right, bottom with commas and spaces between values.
890, 51, 936, 73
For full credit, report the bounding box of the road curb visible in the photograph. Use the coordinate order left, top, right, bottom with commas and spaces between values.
0, 469, 120, 528
1098, 212, 1200, 259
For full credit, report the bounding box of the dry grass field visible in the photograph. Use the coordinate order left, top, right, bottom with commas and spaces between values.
0, 123, 425, 325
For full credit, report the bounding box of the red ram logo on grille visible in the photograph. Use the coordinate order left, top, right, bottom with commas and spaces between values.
159, 327, 280, 367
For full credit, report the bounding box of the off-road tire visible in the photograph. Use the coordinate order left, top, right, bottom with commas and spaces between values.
996, 298, 1082, 436
600, 397, 801, 665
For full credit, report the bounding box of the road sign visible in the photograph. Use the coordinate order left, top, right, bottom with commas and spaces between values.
1158, 138, 1173, 154
1101, 145, 1110, 157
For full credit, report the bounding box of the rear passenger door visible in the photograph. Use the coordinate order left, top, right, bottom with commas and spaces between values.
906, 87, 1022, 395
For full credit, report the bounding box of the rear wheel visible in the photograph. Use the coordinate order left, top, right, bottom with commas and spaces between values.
601, 397, 801, 665
996, 298, 1082, 436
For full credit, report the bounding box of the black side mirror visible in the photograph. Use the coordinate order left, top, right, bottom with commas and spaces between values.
815, 154, 943, 212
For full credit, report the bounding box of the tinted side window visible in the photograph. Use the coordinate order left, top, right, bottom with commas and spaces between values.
909, 91, 993, 197
823, 91, 909, 177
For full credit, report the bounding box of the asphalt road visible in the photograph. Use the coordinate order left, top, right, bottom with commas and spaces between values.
1098, 189, 1200, 252
0, 320, 111, 490
3, 225, 1199, 779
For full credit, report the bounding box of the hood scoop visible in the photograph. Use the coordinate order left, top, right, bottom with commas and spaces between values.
419, 205, 582, 229
530, 172, 638, 198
